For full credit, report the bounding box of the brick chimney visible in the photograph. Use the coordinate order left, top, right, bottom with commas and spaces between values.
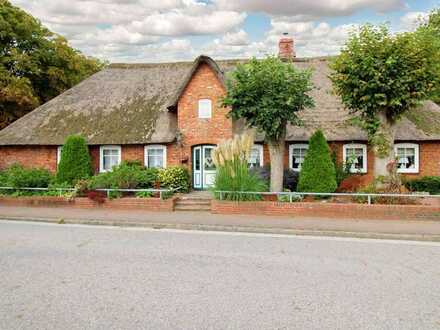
278, 34, 295, 61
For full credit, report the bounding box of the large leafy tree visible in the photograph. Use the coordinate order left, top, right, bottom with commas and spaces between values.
0, 0, 105, 129
222, 56, 314, 192
330, 24, 440, 178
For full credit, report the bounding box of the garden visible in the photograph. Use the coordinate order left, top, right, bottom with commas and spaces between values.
0, 135, 191, 202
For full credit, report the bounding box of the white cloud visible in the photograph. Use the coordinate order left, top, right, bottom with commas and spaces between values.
215, 0, 404, 17
221, 30, 250, 46
400, 11, 429, 31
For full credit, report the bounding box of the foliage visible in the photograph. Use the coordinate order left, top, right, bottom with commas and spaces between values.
56, 135, 93, 185
222, 56, 314, 191
135, 191, 153, 198
417, 8, 440, 105
250, 166, 300, 192
0, 0, 105, 129
44, 182, 74, 197
86, 190, 106, 204
222, 56, 315, 141
212, 133, 267, 201
87, 161, 158, 190
332, 151, 353, 186
0, 164, 53, 188
405, 176, 440, 195
331, 24, 439, 132
298, 130, 337, 193
158, 166, 190, 192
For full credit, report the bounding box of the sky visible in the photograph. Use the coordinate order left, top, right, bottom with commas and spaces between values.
10, 0, 439, 63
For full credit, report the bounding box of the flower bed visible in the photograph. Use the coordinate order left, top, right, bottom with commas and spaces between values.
211, 200, 440, 221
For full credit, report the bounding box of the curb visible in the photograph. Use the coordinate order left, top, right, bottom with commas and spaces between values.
1, 216, 440, 242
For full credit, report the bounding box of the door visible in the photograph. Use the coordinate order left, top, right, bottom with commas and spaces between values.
193, 145, 216, 189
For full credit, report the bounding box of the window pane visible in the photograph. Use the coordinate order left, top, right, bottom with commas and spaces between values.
291, 147, 307, 170
204, 148, 215, 170
147, 148, 164, 168
345, 147, 365, 172
102, 148, 120, 171
198, 99, 212, 118
397, 147, 416, 169
248, 147, 261, 168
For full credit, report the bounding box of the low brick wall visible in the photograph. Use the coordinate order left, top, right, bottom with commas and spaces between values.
211, 200, 440, 221
0, 196, 176, 212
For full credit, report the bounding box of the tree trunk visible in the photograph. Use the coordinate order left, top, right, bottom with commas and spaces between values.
268, 133, 285, 192
373, 112, 397, 178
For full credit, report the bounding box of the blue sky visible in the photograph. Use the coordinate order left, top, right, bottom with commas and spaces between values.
10, 0, 440, 62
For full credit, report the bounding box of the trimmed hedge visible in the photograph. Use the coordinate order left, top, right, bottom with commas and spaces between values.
298, 130, 337, 193
56, 135, 92, 185
405, 176, 440, 195
0, 164, 53, 188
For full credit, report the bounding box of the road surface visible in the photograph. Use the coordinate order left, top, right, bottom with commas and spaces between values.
1, 221, 439, 329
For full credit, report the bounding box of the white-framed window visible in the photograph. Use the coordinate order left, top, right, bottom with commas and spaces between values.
289, 144, 308, 172
395, 143, 419, 174
248, 144, 264, 168
100, 145, 121, 173
57, 146, 63, 165
343, 143, 367, 174
145, 145, 167, 168
198, 99, 212, 119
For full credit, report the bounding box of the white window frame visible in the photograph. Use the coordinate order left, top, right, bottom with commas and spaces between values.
394, 143, 419, 174
343, 143, 368, 174
99, 145, 121, 173
289, 144, 309, 172
144, 145, 167, 168
57, 146, 63, 165
248, 144, 264, 167
198, 99, 212, 119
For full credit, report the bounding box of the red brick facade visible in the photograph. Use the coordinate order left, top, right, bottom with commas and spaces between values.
0, 62, 440, 188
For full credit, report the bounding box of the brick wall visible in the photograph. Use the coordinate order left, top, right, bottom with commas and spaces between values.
0, 146, 58, 172
171, 62, 233, 172
212, 200, 440, 221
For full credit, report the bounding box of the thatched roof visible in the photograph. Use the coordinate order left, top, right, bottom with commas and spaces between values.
1, 55, 440, 146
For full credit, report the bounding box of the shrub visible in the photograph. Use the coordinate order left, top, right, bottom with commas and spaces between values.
298, 130, 337, 193
332, 151, 353, 186
212, 133, 267, 201
87, 161, 158, 190
56, 135, 92, 185
250, 166, 299, 192
337, 175, 363, 192
405, 176, 440, 195
1, 164, 53, 188
158, 166, 190, 192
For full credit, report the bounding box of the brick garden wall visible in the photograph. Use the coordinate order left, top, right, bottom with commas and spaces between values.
211, 200, 440, 221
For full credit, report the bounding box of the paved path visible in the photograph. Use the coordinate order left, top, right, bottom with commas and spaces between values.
1, 221, 439, 329
0, 205, 440, 241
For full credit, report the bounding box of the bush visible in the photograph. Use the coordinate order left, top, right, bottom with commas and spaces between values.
158, 166, 190, 192
87, 161, 158, 190
405, 176, 440, 195
250, 166, 299, 192
0, 164, 53, 188
56, 135, 92, 185
298, 130, 337, 193
332, 151, 353, 186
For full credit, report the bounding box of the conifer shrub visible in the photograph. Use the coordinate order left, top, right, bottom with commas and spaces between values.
298, 130, 337, 193
56, 135, 93, 185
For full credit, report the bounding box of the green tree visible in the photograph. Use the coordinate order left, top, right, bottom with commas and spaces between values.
56, 135, 93, 185
222, 56, 314, 192
330, 24, 439, 178
0, 0, 105, 129
298, 130, 337, 193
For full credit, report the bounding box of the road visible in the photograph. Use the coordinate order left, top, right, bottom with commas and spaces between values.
0, 221, 439, 330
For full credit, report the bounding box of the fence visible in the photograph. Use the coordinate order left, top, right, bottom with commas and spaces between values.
0, 187, 179, 200
214, 190, 440, 205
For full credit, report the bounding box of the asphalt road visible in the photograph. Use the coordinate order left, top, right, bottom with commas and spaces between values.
1, 221, 439, 330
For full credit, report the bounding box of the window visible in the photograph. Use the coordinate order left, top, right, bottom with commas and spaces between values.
289, 144, 308, 172
395, 143, 419, 173
343, 144, 367, 174
198, 99, 212, 119
248, 145, 264, 168
145, 145, 167, 168
100, 145, 121, 173
57, 146, 63, 165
